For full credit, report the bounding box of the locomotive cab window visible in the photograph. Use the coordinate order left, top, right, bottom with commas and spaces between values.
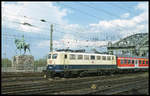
48, 54, 51, 59
52, 54, 58, 59
91, 55, 95, 60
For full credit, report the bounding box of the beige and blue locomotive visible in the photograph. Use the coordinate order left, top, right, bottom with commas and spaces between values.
45, 51, 116, 77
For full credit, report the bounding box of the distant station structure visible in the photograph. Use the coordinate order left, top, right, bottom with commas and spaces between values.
107, 33, 149, 57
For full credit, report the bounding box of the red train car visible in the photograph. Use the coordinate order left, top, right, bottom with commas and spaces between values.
117, 56, 149, 69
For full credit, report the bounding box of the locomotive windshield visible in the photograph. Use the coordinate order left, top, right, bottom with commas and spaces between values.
52, 54, 58, 59
48, 54, 51, 59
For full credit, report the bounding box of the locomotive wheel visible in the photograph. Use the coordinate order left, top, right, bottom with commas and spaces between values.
79, 71, 88, 77
63, 71, 70, 78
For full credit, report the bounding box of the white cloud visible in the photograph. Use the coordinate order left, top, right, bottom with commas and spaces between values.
88, 2, 148, 39
121, 13, 130, 18
135, 2, 148, 11
2, 2, 69, 33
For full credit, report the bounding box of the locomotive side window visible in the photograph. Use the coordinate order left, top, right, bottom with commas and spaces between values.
139, 60, 141, 64
70, 54, 76, 60
91, 55, 95, 60
78, 55, 83, 60
97, 56, 101, 60
52, 54, 58, 59
107, 56, 111, 60
102, 56, 106, 60
48, 54, 51, 59
143, 60, 145, 64
84, 55, 89, 60
132, 60, 134, 64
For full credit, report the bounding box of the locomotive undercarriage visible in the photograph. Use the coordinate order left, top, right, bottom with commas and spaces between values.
43, 68, 148, 78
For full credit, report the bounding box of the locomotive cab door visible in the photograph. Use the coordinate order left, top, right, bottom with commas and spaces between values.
135, 59, 139, 68
64, 54, 68, 70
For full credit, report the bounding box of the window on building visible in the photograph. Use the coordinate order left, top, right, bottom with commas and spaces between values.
48, 54, 51, 59
52, 54, 58, 59
97, 56, 101, 60
107, 56, 111, 60
91, 55, 95, 60
69, 54, 76, 60
84, 55, 89, 60
102, 56, 106, 60
78, 55, 83, 60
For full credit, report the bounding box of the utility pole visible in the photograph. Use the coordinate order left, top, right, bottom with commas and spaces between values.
50, 24, 53, 52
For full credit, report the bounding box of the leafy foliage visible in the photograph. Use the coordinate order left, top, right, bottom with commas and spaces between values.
34, 55, 47, 67
2, 58, 12, 67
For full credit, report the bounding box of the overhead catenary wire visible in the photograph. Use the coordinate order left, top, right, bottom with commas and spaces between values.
3, 2, 139, 41
77, 2, 121, 19
107, 3, 133, 13
2, 2, 135, 54
3, 14, 91, 37
56, 2, 129, 40
3, 15, 102, 42
3, 7, 126, 41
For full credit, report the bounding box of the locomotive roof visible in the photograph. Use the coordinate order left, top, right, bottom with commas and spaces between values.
49, 51, 115, 56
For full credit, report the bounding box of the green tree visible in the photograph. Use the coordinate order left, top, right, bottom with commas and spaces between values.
2, 58, 12, 67
34, 55, 47, 67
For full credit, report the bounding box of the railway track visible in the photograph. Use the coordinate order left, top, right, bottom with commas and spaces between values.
2, 72, 44, 78
55, 78, 148, 95
2, 72, 148, 95
52, 74, 148, 95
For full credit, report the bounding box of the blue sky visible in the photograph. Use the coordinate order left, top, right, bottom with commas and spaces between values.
2, 1, 148, 60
